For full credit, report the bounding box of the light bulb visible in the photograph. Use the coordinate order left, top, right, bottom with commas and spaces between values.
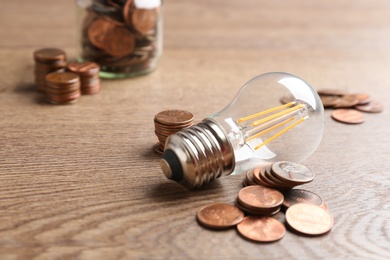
160, 72, 325, 188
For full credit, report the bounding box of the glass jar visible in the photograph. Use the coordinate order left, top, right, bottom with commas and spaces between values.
75, 0, 163, 78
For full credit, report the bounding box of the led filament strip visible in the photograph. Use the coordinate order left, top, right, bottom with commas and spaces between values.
238, 102, 308, 150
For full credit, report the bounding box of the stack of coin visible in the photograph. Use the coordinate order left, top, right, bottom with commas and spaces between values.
235, 185, 284, 216
45, 72, 81, 104
153, 110, 194, 155
34, 48, 67, 92
67, 61, 101, 95
243, 161, 314, 191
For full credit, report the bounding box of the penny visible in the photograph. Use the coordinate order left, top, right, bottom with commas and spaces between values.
282, 189, 323, 208
237, 185, 284, 211
245, 169, 256, 186
235, 199, 281, 216
67, 61, 100, 75
252, 167, 274, 188
352, 93, 371, 105
355, 100, 384, 113
331, 109, 365, 124
237, 216, 286, 242
45, 72, 79, 85
271, 161, 314, 184
197, 203, 244, 230
131, 8, 158, 34
320, 95, 339, 108
34, 48, 66, 62
88, 18, 135, 58
155, 110, 194, 125
332, 94, 360, 108
285, 203, 333, 236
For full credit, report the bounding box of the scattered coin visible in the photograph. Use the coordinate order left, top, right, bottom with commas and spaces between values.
282, 189, 323, 209
315, 88, 383, 124
285, 203, 334, 236
237, 216, 286, 242
331, 109, 365, 124
197, 203, 244, 230
271, 161, 315, 185
332, 95, 360, 108
355, 100, 384, 113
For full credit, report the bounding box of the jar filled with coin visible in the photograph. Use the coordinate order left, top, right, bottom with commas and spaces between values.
75, 0, 163, 78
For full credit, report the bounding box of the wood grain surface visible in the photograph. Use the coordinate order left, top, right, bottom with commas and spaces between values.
1, 0, 390, 259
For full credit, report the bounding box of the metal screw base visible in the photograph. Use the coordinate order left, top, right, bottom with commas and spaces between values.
160, 118, 235, 188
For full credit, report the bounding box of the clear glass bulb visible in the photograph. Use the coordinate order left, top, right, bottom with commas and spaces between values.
160, 72, 325, 188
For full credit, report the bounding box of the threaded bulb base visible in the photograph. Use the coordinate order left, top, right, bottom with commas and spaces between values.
160, 118, 235, 188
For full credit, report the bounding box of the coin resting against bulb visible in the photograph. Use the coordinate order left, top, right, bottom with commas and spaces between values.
159, 72, 325, 188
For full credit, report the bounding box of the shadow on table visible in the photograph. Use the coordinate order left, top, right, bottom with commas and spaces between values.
147, 178, 224, 203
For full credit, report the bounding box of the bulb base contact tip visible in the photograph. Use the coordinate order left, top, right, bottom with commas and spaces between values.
160, 118, 235, 188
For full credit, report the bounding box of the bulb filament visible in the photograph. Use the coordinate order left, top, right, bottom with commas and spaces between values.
237, 101, 308, 150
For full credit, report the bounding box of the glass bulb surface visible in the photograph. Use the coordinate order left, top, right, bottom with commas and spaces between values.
161, 72, 325, 188
209, 72, 324, 174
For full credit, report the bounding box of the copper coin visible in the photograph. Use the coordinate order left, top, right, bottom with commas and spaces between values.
34, 48, 66, 62
197, 203, 244, 230
282, 189, 323, 208
237, 185, 284, 211
317, 88, 349, 96
131, 8, 158, 34
332, 95, 360, 108
155, 110, 194, 125
252, 167, 274, 188
331, 109, 365, 124
237, 216, 286, 242
320, 95, 339, 108
264, 164, 295, 188
45, 72, 80, 85
352, 93, 371, 105
153, 142, 163, 155
235, 199, 281, 216
245, 169, 256, 186
355, 100, 384, 113
67, 61, 100, 75
88, 18, 135, 58
285, 203, 333, 236
271, 161, 314, 184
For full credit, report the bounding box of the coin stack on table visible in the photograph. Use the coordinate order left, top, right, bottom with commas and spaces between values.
79, 0, 162, 77
196, 161, 334, 242
153, 110, 194, 155
67, 61, 101, 95
45, 72, 81, 104
34, 48, 67, 92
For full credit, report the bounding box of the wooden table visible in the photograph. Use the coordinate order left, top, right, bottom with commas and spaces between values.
1, 0, 390, 258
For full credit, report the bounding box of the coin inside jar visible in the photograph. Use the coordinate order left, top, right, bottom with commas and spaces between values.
88, 18, 135, 58
196, 203, 244, 230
